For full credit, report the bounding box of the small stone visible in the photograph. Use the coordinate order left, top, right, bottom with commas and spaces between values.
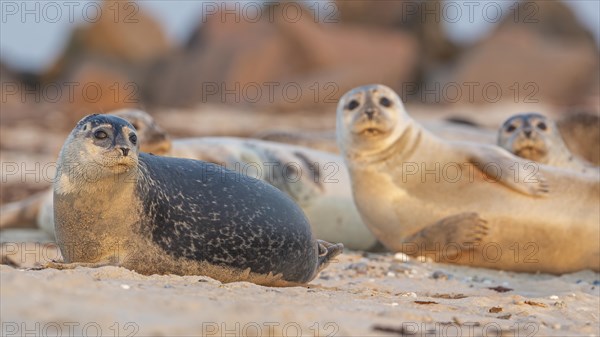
549, 295, 559, 300
347, 262, 369, 274
489, 306, 503, 313
389, 263, 412, 274
552, 324, 561, 330
120, 284, 130, 290
386, 272, 396, 277
399, 292, 417, 298
391, 302, 399, 306
393, 252, 410, 262
553, 301, 566, 308
432, 271, 448, 280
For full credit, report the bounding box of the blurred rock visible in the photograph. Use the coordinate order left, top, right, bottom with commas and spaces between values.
145, 2, 419, 112
445, 1, 599, 107
336, 0, 460, 68
42, 0, 170, 117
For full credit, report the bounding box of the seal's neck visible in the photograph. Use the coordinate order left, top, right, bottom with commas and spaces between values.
346, 122, 429, 166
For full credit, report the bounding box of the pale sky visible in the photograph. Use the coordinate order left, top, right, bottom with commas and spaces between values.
0, 0, 598, 72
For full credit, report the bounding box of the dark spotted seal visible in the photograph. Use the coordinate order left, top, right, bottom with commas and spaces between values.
52, 114, 343, 286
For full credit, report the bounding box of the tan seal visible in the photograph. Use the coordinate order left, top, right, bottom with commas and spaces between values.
498, 113, 595, 173
50, 114, 342, 286
337, 84, 599, 274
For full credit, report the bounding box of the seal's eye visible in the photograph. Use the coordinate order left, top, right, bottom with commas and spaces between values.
506, 125, 516, 133
129, 134, 138, 145
537, 122, 547, 131
379, 97, 392, 108
94, 130, 108, 139
347, 100, 359, 111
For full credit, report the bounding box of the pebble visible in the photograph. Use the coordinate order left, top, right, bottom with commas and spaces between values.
386, 272, 396, 277
549, 295, 559, 300
393, 252, 411, 262
432, 271, 449, 280
553, 301, 566, 308
399, 292, 418, 298
389, 263, 412, 274
347, 262, 369, 274
120, 284, 130, 290
416, 256, 433, 263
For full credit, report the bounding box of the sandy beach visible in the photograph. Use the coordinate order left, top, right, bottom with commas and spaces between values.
1, 237, 599, 337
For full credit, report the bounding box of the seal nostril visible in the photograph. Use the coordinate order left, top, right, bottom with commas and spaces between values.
121, 147, 130, 156
524, 130, 532, 137
365, 109, 375, 118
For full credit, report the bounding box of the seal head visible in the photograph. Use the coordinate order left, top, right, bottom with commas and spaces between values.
497, 113, 554, 163
56, 114, 139, 195
336, 84, 413, 161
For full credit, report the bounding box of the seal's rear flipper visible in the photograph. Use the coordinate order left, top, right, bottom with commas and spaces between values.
316, 240, 343, 272
402, 212, 489, 260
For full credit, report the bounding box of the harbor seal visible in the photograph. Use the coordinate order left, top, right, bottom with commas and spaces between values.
0, 109, 171, 231
498, 113, 594, 172
337, 84, 599, 274
50, 114, 343, 285
168, 137, 380, 251
3, 112, 379, 251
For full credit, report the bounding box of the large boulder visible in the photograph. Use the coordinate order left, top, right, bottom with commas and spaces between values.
443, 1, 599, 107
145, 2, 420, 112
41, 0, 170, 117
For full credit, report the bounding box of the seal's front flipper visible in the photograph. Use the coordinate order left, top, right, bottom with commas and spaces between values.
316, 240, 343, 272
402, 213, 489, 260
468, 147, 549, 197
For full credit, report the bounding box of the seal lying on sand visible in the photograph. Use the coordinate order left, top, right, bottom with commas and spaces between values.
337, 84, 599, 274
2, 111, 379, 251
51, 114, 342, 286
498, 113, 595, 173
